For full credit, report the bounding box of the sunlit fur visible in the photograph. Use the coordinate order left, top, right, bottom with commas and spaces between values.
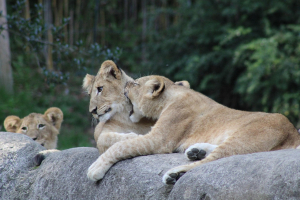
87, 75, 300, 183
4, 107, 63, 149
82, 60, 155, 155
83, 61, 192, 181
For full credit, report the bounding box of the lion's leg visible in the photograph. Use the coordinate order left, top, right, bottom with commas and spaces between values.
97, 131, 139, 154
185, 143, 218, 161
87, 133, 171, 181
163, 129, 286, 185
163, 142, 237, 185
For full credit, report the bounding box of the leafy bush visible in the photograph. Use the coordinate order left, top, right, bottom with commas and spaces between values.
142, 0, 300, 125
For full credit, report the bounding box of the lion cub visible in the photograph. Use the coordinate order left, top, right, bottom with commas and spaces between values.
82, 60, 190, 155
4, 107, 63, 150
124, 75, 300, 185
86, 75, 300, 184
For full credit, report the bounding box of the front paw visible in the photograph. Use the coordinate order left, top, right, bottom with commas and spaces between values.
87, 160, 110, 182
163, 172, 185, 185
162, 167, 187, 185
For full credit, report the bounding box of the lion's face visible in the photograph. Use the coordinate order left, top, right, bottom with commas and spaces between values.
125, 75, 174, 122
4, 107, 63, 149
83, 60, 133, 122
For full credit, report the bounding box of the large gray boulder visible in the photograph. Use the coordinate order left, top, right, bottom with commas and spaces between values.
1, 131, 300, 200
0, 132, 188, 200
170, 149, 300, 200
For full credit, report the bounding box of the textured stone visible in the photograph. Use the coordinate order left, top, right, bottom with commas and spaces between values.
1, 132, 300, 200
0, 132, 189, 200
169, 149, 300, 200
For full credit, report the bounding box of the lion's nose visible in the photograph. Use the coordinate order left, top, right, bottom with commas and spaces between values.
91, 107, 98, 115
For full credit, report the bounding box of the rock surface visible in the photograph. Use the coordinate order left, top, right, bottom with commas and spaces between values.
1, 131, 300, 200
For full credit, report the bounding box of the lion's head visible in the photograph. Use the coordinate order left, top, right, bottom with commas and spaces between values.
125, 75, 175, 122
83, 60, 133, 122
4, 107, 63, 149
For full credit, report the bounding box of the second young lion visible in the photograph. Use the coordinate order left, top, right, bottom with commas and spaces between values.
86, 75, 300, 184
4, 107, 63, 149
82, 60, 155, 154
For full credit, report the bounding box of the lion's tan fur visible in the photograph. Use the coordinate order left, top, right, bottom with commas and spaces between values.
4, 107, 63, 149
86, 75, 300, 183
82, 60, 155, 154
128, 75, 300, 183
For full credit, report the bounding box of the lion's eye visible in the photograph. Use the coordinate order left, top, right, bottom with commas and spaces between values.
32, 137, 37, 141
134, 82, 139, 86
21, 127, 27, 131
38, 124, 45, 129
97, 86, 103, 94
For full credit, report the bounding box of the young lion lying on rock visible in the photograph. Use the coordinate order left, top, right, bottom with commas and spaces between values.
82, 60, 190, 154
4, 107, 63, 150
86, 75, 300, 185
83, 60, 191, 181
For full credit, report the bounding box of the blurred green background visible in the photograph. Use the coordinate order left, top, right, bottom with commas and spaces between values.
1, 0, 300, 150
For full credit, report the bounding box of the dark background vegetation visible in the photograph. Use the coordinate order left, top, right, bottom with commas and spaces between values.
1, 0, 300, 149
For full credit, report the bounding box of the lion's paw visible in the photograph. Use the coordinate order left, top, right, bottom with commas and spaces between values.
87, 159, 110, 182
186, 148, 206, 161
162, 166, 187, 185
185, 143, 218, 161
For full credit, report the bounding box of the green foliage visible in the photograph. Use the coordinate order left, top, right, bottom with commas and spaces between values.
140, 0, 300, 125
1, 0, 300, 150
6, 0, 121, 86
234, 26, 300, 122
0, 0, 121, 149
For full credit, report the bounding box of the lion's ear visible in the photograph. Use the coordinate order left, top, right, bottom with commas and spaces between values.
175, 80, 190, 89
83, 74, 95, 94
145, 76, 165, 98
98, 60, 121, 80
44, 107, 64, 131
4, 116, 21, 133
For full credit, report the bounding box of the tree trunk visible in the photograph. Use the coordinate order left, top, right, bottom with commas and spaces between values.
44, 0, 54, 71
142, 0, 147, 64
0, 0, 13, 94
124, 0, 128, 29
69, 10, 73, 46
63, 0, 69, 43
100, 7, 105, 46
93, 0, 100, 43
24, 0, 30, 20
75, 0, 81, 42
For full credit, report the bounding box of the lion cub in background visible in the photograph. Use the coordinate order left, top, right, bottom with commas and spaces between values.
86, 75, 300, 185
4, 107, 63, 150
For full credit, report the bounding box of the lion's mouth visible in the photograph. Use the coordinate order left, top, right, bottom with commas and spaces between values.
92, 107, 112, 119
